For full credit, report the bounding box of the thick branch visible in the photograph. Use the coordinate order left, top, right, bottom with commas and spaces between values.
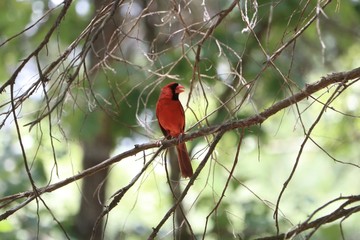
1, 67, 359, 220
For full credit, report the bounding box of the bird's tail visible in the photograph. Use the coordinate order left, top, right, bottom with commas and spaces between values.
176, 143, 193, 178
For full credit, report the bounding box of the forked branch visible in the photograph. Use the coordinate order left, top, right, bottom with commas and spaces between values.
0, 66, 359, 221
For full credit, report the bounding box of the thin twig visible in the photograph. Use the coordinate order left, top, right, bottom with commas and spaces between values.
1, 67, 359, 221
147, 131, 225, 240
256, 195, 360, 240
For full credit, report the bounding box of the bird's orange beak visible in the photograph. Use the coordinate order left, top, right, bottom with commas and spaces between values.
175, 84, 185, 94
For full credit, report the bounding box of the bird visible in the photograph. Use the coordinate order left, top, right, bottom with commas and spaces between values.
156, 82, 194, 178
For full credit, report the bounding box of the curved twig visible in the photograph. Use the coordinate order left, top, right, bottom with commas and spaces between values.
1, 66, 359, 221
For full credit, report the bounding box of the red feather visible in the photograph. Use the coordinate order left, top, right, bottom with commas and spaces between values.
156, 82, 193, 178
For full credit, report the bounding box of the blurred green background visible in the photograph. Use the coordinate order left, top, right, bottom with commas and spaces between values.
0, 0, 359, 239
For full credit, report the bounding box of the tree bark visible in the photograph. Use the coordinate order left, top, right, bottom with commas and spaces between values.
74, 0, 119, 239
74, 112, 115, 239
168, 148, 192, 240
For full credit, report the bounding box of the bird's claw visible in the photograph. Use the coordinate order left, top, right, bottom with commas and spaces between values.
178, 133, 184, 144
155, 140, 163, 147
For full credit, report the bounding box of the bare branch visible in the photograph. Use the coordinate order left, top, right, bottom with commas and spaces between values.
1, 66, 359, 221
256, 195, 360, 240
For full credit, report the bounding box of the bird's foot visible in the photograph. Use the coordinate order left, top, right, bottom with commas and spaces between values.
178, 133, 184, 144
155, 140, 163, 147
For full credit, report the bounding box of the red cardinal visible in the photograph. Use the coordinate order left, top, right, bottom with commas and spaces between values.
156, 82, 193, 178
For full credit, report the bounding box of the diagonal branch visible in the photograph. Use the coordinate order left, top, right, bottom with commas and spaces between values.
148, 130, 225, 240
0, 0, 73, 94
0, 66, 359, 220
256, 195, 360, 240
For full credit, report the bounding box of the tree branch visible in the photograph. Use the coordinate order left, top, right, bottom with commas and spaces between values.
256, 195, 360, 240
1, 66, 359, 220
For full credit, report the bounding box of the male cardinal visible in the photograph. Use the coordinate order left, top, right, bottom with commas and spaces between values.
156, 82, 193, 178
